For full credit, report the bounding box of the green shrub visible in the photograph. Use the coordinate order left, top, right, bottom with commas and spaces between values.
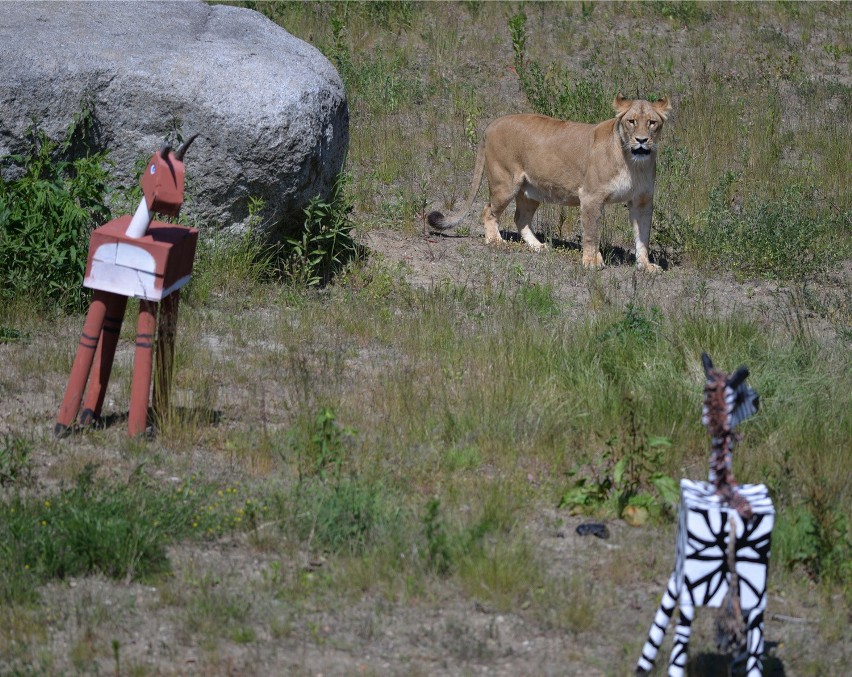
0, 111, 111, 313
0, 466, 263, 604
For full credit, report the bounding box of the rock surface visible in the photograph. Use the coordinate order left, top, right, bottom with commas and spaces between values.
0, 0, 348, 234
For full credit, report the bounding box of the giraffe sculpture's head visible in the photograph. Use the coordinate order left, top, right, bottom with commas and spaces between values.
701, 352, 760, 437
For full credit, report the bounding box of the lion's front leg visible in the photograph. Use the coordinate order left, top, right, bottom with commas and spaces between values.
580, 201, 605, 269
630, 199, 661, 273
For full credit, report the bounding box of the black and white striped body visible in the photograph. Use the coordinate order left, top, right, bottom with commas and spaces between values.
636, 480, 773, 677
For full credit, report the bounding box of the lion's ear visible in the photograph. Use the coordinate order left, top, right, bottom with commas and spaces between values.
613, 94, 632, 116
653, 96, 672, 121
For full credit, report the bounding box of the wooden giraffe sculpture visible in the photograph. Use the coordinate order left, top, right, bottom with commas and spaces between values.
636, 353, 771, 677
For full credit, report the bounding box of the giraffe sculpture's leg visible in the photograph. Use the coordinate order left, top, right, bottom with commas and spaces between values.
745, 607, 766, 677
668, 599, 694, 677
55, 290, 110, 436
79, 294, 127, 426
636, 572, 680, 673
152, 289, 180, 420
128, 300, 157, 437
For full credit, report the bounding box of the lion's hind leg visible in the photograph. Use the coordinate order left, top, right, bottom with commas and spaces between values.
482, 171, 521, 246
514, 193, 545, 252
482, 204, 504, 244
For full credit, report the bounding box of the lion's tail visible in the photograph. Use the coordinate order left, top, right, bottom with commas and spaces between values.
426, 137, 488, 231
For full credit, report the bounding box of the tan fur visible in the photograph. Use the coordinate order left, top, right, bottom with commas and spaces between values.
427, 95, 672, 271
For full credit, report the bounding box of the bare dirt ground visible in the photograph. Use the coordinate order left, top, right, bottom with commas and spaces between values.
3, 225, 849, 676
365, 225, 849, 340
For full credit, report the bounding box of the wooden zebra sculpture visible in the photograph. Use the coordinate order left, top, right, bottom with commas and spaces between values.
636, 353, 773, 677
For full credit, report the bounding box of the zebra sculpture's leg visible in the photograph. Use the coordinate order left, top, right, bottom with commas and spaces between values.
636, 572, 680, 673
669, 598, 695, 677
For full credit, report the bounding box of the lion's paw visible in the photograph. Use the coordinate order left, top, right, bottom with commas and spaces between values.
582, 252, 605, 270
637, 260, 663, 274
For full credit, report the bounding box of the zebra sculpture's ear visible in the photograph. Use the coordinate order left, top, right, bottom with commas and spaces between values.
727, 366, 750, 390
701, 352, 714, 376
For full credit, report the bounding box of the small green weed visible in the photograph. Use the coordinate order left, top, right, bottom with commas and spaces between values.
654, 1, 709, 26
517, 282, 559, 318
599, 303, 661, 343
0, 326, 28, 344
289, 407, 355, 483
507, 10, 611, 123
507, 10, 528, 75
277, 407, 403, 556
0, 434, 33, 487
423, 497, 452, 576
282, 477, 399, 556
521, 65, 612, 123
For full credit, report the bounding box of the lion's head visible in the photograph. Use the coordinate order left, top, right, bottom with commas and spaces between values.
613, 95, 672, 160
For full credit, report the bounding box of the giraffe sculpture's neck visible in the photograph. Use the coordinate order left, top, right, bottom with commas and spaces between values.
702, 369, 753, 520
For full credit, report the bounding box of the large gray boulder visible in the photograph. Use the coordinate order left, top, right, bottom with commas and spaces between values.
0, 0, 348, 234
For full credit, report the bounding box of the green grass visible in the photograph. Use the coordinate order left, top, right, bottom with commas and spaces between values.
0, 465, 271, 605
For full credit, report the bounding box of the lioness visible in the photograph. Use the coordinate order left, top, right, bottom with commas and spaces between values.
427, 95, 672, 271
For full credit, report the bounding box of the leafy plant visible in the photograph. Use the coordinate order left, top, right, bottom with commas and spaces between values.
520, 64, 612, 123
517, 281, 559, 318
598, 303, 662, 343
559, 405, 679, 524
282, 477, 398, 556
507, 10, 611, 123
290, 407, 355, 483
654, 1, 709, 25
0, 108, 112, 312
285, 170, 358, 287
507, 10, 528, 75
0, 326, 28, 344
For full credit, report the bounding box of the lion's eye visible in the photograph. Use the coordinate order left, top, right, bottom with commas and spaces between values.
628, 119, 636, 126
649, 120, 657, 127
